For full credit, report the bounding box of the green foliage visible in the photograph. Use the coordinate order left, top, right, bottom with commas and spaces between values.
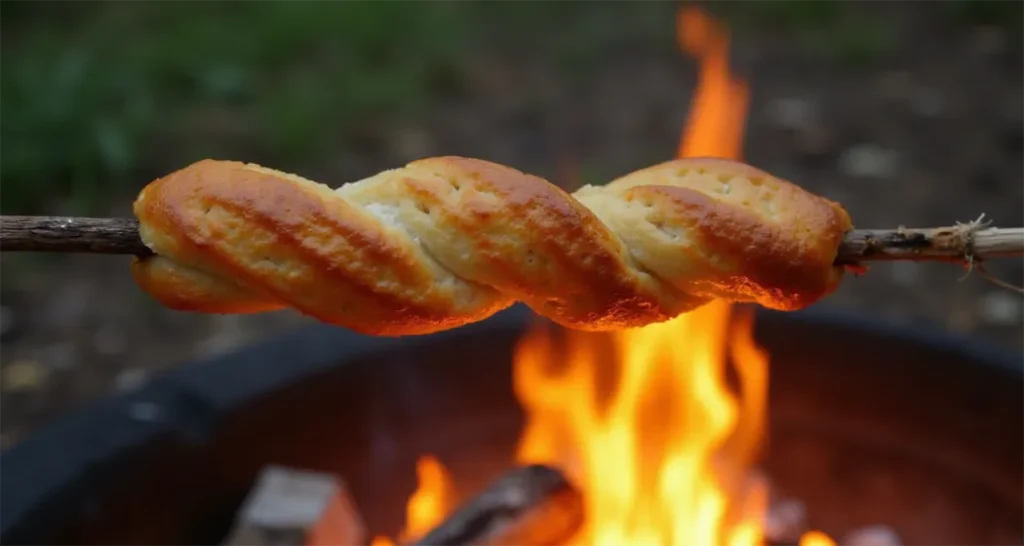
2, 24, 153, 213
1, 1, 471, 214
716, 0, 894, 65
741, 0, 844, 29
829, 20, 898, 67
450, 2, 676, 84
797, 16, 897, 67
2, 1, 1015, 216
4, 1, 672, 215
943, 0, 1024, 33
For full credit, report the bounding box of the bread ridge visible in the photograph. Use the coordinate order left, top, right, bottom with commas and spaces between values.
131, 156, 852, 336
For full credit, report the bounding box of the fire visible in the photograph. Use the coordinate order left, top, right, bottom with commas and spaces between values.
799, 530, 838, 546
402, 455, 456, 540
514, 302, 769, 545
511, 6, 781, 546
675, 6, 750, 159
371, 455, 455, 545
381, 6, 836, 546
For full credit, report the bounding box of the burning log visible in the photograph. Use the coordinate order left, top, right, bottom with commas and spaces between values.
410, 464, 583, 546
403, 463, 901, 546
223, 465, 367, 546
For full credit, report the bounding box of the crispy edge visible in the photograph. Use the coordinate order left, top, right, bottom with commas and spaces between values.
130, 255, 281, 314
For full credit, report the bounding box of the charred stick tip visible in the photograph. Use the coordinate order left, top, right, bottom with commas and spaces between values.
832, 223, 1023, 266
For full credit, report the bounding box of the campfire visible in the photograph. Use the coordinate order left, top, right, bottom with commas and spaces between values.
2, 4, 1023, 546
371, 7, 832, 546
221, 7, 884, 546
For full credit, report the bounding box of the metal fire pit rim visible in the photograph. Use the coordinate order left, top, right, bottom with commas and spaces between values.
0, 304, 1020, 545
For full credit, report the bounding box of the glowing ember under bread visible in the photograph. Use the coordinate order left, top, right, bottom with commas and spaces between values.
130, 156, 852, 336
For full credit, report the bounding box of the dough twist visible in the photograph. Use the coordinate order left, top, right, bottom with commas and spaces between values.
131, 156, 852, 336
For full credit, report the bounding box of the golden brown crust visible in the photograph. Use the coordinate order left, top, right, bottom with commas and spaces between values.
131, 156, 852, 335
593, 157, 851, 310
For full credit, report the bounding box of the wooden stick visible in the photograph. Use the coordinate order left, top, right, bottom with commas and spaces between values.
0, 216, 151, 256
0, 215, 1022, 265
409, 464, 583, 546
834, 223, 1024, 264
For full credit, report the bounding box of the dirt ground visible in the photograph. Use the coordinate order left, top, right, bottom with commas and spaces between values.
1, 4, 1022, 448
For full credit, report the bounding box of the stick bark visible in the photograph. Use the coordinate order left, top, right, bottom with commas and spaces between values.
1, 215, 1022, 265
0, 216, 151, 256
833, 225, 1023, 263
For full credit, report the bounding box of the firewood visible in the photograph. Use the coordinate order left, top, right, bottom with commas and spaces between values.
222, 465, 367, 546
410, 464, 583, 546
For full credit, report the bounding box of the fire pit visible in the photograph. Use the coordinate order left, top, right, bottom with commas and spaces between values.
0, 303, 1020, 546
1, 6, 1021, 546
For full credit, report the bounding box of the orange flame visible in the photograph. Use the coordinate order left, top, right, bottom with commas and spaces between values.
513, 7, 766, 545
381, 7, 836, 546
401, 455, 456, 541
371, 454, 455, 546
676, 6, 750, 160
800, 530, 839, 546
514, 301, 770, 545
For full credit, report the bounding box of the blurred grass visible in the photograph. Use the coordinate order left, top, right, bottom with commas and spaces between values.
1, 1, 473, 214
1, 1, 1020, 216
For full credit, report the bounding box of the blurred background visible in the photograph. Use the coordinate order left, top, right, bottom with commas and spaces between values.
1, 1, 1021, 449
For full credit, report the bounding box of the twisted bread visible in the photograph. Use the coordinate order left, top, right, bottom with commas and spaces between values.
131, 156, 852, 336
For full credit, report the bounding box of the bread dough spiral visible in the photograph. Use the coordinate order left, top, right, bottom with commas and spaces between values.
131, 156, 852, 336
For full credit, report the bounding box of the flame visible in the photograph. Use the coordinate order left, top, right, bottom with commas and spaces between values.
800, 530, 838, 546
512, 8, 839, 545
676, 6, 749, 160
378, 6, 838, 546
371, 454, 455, 546
513, 303, 770, 545
512, 6, 768, 546
402, 455, 456, 540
